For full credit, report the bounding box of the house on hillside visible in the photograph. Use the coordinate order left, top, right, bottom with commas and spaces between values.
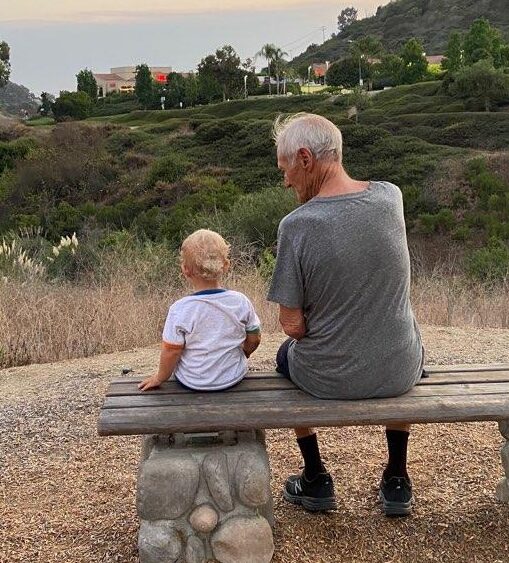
94, 66, 172, 97
312, 62, 330, 84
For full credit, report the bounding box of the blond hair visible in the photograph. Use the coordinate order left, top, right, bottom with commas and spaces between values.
273, 112, 343, 164
181, 229, 230, 280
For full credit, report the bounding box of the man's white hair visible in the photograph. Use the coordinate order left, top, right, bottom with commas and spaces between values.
273, 113, 343, 164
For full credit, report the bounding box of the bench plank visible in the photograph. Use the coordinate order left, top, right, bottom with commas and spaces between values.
106, 370, 509, 397
102, 382, 509, 410
98, 393, 509, 435
107, 377, 296, 396
108, 363, 509, 386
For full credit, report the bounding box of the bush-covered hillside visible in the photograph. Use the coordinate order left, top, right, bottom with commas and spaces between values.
293, 0, 509, 66
1, 82, 509, 280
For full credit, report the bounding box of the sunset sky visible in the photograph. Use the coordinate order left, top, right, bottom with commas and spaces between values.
2, 0, 390, 94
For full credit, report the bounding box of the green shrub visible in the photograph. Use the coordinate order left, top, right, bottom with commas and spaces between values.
466, 239, 509, 284
147, 154, 189, 187
52, 91, 93, 121
451, 225, 471, 240
341, 125, 390, 149
258, 247, 276, 280
0, 138, 35, 172
190, 185, 297, 248
106, 129, 153, 156
161, 181, 242, 242
195, 119, 243, 142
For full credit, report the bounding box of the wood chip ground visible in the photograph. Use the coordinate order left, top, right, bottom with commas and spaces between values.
1, 326, 509, 563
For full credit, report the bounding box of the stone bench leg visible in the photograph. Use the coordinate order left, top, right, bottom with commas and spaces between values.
496, 420, 509, 502
137, 430, 274, 563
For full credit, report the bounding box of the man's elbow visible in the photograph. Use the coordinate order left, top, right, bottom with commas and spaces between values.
281, 323, 305, 340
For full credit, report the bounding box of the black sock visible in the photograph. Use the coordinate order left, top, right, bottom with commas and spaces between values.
297, 433, 325, 480
384, 429, 409, 479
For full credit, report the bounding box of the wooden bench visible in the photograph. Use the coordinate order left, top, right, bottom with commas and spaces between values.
98, 363, 509, 563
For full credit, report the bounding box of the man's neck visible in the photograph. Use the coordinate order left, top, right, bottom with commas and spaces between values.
312, 163, 369, 199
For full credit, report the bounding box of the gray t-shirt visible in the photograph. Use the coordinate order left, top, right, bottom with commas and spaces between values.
267, 181, 423, 400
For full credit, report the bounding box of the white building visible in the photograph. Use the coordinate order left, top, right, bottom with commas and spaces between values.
94, 66, 172, 97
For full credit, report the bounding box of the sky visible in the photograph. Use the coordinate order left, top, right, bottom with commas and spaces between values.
1, 0, 391, 95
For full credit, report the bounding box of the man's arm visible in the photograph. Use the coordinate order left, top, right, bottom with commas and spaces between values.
138, 343, 184, 391
243, 331, 261, 358
279, 305, 306, 340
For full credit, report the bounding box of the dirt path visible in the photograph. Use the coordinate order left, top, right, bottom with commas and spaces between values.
1, 326, 509, 562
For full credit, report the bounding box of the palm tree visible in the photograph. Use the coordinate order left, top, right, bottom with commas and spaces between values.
256, 43, 277, 95
272, 47, 289, 95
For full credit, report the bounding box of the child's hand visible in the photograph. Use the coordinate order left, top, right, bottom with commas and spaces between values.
138, 375, 164, 392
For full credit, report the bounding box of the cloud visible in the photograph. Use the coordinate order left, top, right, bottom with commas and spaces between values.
2, 0, 338, 24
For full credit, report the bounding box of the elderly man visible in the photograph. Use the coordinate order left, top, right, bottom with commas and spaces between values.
267, 113, 423, 517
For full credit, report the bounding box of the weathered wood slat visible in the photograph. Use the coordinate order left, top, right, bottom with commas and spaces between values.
423, 363, 509, 373
98, 394, 509, 435
109, 367, 509, 388
109, 372, 285, 385
107, 377, 295, 396
418, 371, 509, 385
107, 370, 509, 396
103, 382, 509, 410
108, 364, 509, 385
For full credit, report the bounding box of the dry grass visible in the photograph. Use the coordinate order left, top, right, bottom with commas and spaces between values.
1, 329, 509, 563
411, 274, 509, 329
1, 263, 508, 369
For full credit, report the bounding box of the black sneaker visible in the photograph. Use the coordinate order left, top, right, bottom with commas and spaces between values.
379, 475, 413, 517
283, 471, 337, 512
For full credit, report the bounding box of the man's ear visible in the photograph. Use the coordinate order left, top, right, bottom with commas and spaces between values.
297, 147, 313, 169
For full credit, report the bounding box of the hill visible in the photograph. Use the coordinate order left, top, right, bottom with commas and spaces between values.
0, 81, 39, 117
292, 0, 509, 66
1, 83, 509, 283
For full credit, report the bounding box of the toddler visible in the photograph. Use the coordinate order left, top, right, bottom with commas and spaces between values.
139, 229, 261, 391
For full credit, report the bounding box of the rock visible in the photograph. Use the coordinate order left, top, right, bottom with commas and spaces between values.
203, 452, 234, 512
502, 442, 509, 476
496, 478, 509, 502
211, 516, 274, 563
185, 535, 206, 563
189, 503, 218, 533
137, 454, 200, 520
138, 520, 182, 563
499, 421, 509, 439
236, 452, 271, 508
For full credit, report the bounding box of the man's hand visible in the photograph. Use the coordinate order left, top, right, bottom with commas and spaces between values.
138, 375, 165, 392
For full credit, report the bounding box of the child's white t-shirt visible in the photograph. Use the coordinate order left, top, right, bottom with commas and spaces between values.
162, 289, 261, 390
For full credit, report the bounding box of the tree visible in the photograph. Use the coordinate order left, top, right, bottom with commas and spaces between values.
184, 75, 199, 107
326, 57, 371, 88
400, 38, 428, 84
256, 44, 277, 95
51, 91, 93, 121
165, 72, 187, 108
39, 92, 54, 116
375, 54, 404, 86
196, 71, 222, 104
271, 47, 288, 94
463, 18, 509, 68
0, 41, 10, 87
350, 36, 383, 59
442, 31, 464, 72
449, 60, 509, 112
135, 64, 154, 108
76, 68, 98, 102
337, 7, 358, 33
197, 45, 244, 102
349, 36, 383, 89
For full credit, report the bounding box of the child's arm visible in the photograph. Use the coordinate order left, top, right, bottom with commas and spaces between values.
138, 343, 184, 391
243, 331, 261, 358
